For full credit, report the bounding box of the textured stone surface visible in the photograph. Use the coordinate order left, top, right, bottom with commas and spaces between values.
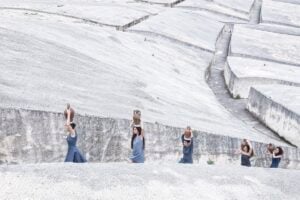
0, 163, 300, 200
0, 0, 299, 175
0, 0, 164, 28
0, 108, 299, 168
262, 0, 300, 28
177, 0, 249, 22
136, 0, 181, 6
224, 56, 300, 98
207, 24, 285, 149
230, 25, 300, 66
130, 8, 224, 51
246, 23, 300, 36
0, 9, 277, 140
213, 0, 255, 13
247, 85, 300, 147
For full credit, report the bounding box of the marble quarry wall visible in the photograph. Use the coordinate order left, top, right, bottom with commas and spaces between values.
0, 108, 299, 168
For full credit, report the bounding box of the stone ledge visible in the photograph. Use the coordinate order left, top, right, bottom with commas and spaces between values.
224, 56, 300, 98
247, 85, 300, 147
0, 107, 299, 169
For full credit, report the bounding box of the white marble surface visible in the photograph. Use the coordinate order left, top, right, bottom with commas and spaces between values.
136, 0, 177, 4
0, 9, 263, 139
0, 0, 165, 26
0, 0, 299, 157
130, 8, 224, 51
244, 23, 300, 36
178, 0, 249, 21
248, 85, 300, 147
272, 0, 300, 4
0, 163, 299, 200
224, 56, 300, 98
252, 85, 300, 114
227, 56, 300, 80
231, 25, 300, 66
262, 0, 300, 27
214, 0, 254, 13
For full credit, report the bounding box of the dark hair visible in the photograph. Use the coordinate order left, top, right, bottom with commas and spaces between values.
70, 122, 76, 129
241, 144, 249, 152
131, 126, 145, 150
241, 142, 254, 157
275, 147, 284, 156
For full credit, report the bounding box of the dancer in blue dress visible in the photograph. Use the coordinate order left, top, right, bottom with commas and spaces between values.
130, 126, 145, 163
238, 139, 253, 167
179, 127, 193, 164
270, 147, 283, 168
64, 109, 86, 163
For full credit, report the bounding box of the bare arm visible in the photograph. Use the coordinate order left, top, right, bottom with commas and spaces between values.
66, 109, 71, 125
272, 153, 282, 158
141, 128, 145, 137
64, 109, 72, 136
247, 140, 252, 148
239, 147, 253, 156
240, 150, 251, 156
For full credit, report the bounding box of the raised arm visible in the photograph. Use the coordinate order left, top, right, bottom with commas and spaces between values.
240, 148, 253, 156
66, 109, 71, 125
247, 140, 252, 148
240, 151, 250, 156
272, 152, 283, 158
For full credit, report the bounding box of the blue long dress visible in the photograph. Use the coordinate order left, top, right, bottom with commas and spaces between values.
130, 136, 144, 163
270, 157, 281, 168
179, 135, 193, 164
241, 155, 251, 167
64, 132, 87, 163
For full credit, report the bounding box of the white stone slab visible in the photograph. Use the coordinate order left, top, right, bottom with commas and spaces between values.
247, 23, 300, 36
214, 0, 254, 13
130, 8, 224, 51
248, 85, 300, 147
0, 10, 266, 140
272, 0, 300, 4
136, 0, 179, 5
231, 25, 300, 66
262, 0, 300, 28
178, 0, 249, 21
0, 0, 164, 27
224, 56, 300, 98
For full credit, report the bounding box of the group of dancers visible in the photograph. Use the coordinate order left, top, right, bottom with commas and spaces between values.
236, 139, 283, 168
63, 105, 284, 168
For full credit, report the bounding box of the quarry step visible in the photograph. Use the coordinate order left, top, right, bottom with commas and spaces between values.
230, 25, 300, 66
224, 56, 300, 99
247, 85, 300, 147
261, 0, 300, 28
